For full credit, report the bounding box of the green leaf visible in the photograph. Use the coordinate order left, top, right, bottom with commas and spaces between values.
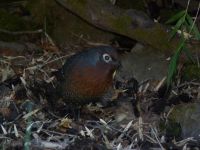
186, 14, 200, 40
166, 54, 178, 86
166, 40, 185, 86
166, 10, 185, 24
168, 16, 185, 40
185, 19, 192, 32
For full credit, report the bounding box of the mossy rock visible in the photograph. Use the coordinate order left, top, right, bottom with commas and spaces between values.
159, 119, 182, 139
168, 103, 200, 138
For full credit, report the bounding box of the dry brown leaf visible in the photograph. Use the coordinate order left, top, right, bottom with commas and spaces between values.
59, 117, 72, 129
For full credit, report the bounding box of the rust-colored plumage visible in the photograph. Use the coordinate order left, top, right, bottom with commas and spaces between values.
58, 46, 120, 105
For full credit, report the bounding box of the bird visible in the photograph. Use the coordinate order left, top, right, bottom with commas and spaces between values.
56, 46, 121, 105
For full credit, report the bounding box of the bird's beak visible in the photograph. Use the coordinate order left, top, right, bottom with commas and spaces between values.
112, 61, 121, 79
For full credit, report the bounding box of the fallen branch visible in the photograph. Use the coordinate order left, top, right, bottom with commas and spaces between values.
55, 0, 176, 52
55, 0, 200, 53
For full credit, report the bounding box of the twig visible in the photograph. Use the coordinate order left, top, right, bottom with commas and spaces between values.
174, 80, 199, 89
31, 139, 68, 149
0, 29, 43, 35
71, 32, 109, 46
25, 54, 74, 71
150, 125, 165, 150
23, 108, 41, 120
44, 32, 56, 46
138, 117, 143, 141
174, 137, 196, 147
154, 77, 166, 91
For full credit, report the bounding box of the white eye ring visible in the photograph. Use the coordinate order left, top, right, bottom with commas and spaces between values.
102, 53, 112, 63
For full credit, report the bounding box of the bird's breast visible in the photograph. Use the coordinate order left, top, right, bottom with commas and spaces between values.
64, 65, 113, 100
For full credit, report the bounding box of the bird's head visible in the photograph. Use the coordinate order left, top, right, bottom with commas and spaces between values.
82, 46, 121, 74
61, 46, 121, 102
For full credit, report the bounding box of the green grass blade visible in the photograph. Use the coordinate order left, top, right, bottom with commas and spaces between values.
166, 40, 185, 86
166, 52, 179, 86
185, 19, 192, 33
168, 16, 185, 40
186, 14, 200, 40
165, 10, 185, 24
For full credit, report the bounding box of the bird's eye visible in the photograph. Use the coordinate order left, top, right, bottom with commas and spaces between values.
102, 53, 112, 63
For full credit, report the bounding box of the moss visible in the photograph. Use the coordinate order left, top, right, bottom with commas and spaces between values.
101, 5, 174, 52
72, 0, 87, 10
0, 9, 38, 30
169, 104, 196, 121
26, 0, 114, 46
110, 15, 132, 34
26, 0, 55, 32
167, 103, 200, 138
116, 0, 145, 11
0, 7, 39, 41
166, 120, 182, 138
0, 10, 23, 30
56, 0, 87, 18
159, 119, 182, 139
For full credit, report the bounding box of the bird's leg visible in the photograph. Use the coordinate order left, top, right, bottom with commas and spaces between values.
72, 106, 81, 121
65, 104, 81, 121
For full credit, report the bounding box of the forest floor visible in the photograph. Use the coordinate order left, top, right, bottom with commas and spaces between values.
0, 38, 200, 150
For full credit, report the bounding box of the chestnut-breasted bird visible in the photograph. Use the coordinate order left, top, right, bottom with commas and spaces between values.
57, 46, 120, 105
